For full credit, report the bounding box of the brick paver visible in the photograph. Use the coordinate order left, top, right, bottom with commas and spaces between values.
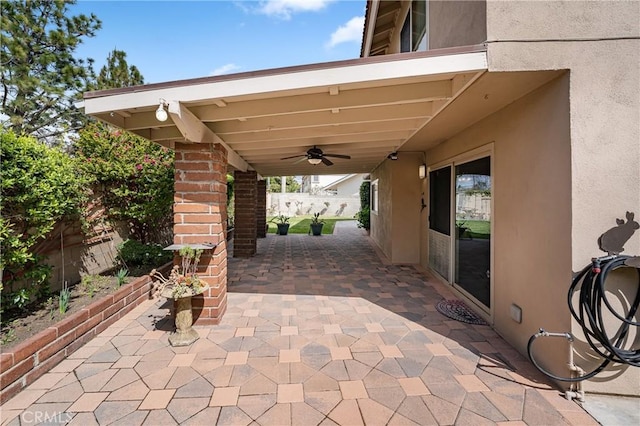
0, 222, 599, 425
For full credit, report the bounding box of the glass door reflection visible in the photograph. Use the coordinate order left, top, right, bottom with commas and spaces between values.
454, 157, 491, 308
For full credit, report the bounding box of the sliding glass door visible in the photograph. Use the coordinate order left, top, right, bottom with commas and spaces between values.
454, 157, 491, 308
428, 154, 492, 310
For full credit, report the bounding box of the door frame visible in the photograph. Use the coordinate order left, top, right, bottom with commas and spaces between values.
428, 144, 494, 318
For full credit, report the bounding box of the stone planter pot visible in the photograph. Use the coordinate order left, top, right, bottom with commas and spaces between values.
161, 285, 209, 347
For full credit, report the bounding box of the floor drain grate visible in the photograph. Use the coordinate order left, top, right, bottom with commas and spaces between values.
435, 299, 488, 325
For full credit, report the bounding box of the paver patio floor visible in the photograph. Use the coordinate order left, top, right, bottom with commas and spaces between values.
1, 222, 598, 425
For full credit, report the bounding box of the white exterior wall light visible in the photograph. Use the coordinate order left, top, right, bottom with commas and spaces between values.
155, 99, 168, 122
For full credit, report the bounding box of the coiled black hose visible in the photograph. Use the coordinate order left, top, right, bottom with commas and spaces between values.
527, 255, 640, 382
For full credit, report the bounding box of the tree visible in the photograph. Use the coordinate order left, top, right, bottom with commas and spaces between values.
94, 49, 143, 90
268, 176, 300, 193
0, 0, 101, 141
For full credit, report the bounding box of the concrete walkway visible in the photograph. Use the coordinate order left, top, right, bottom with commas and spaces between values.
1, 224, 598, 425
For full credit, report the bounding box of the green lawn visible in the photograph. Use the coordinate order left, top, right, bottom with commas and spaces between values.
456, 220, 490, 239
267, 216, 353, 235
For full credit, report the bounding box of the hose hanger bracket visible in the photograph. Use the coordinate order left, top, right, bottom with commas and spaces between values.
528, 211, 640, 383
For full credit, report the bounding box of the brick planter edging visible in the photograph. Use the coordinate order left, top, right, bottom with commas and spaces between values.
0, 266, 169, 404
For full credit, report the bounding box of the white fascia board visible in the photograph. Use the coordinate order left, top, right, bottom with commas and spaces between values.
362, 0, 380, 58
84, 52, 487, 115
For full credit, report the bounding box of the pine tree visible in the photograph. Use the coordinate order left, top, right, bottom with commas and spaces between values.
0, 0, 101, 140
95, 49, 144, 89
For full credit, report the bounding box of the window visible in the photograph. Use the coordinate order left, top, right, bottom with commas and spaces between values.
400, 14, 411, 53
401, 0, 428, 53
371, 179, 379, 213
412, 0, 427, 51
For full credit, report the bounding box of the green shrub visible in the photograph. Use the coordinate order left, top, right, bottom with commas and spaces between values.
1, 130, 87, 310
117, 239, 172, 268
355, 206, 370, 230
75, 122, 174, 244
355, 181, 371, 230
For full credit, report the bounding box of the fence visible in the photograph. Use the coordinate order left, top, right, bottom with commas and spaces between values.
267, 193, 360, 218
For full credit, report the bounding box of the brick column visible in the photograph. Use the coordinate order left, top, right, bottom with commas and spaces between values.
174, 142, 228, 325
256, 179, 267, 238
234, 170, 257, 257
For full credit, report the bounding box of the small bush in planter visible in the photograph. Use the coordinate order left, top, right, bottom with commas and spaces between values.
274, 215, 290, 235
309, 213, 324, 236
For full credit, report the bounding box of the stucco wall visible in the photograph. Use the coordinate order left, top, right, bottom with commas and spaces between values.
429, 1, 487, 49
391, 154, 423, 264
486, 0, 639, 41
370, 161, 393, 259
371, 154, 423, 264
486, 0, 640, 395
425, 75, 573, 385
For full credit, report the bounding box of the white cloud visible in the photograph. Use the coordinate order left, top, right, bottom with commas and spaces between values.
257, 0, 334, 20
210, 63, 241, 76
326, 16, 365, 48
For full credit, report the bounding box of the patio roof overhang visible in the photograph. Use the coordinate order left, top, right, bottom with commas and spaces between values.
81, 45, 563, 177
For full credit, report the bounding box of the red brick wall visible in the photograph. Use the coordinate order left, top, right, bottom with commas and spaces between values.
174, 143, 228, 325
256, 180, 267, 238
233, 171, 257, 257
0, 273, 158, 405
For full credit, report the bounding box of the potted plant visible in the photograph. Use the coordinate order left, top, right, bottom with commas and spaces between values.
456, 221, 470, 239
275, 215, 290, 235
150, 246, 209, 346
309, 213, 324, 236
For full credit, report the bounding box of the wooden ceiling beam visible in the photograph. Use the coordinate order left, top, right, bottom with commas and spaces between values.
167, 101, 249, 171
190, 80, 451, 121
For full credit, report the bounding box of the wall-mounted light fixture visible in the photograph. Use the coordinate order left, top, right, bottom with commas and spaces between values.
419, 164, 427, 179
155, 99, 168, 122
387, 151, 398, 161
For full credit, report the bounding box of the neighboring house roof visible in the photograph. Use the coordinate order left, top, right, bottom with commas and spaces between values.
322, 174, 362, 191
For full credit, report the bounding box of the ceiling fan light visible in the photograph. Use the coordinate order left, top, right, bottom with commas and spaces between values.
308, 157, 322, 165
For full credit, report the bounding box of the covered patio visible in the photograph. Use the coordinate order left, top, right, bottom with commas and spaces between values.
0, 224, 597, 425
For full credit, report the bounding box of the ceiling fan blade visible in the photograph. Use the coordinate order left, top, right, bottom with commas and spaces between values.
280, 154, 305, 160
293, 156, 309, 164
321, 157, 334, 166
323, 153, 351, 159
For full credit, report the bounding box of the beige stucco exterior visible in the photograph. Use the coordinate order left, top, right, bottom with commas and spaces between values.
423, 74, 574, 384
371, 153, 423, 264
429, 0, 486, 50
485, 0, 640, 395
367, 0, 639, 397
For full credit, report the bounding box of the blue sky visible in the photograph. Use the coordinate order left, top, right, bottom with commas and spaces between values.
72, 0, 367, 84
